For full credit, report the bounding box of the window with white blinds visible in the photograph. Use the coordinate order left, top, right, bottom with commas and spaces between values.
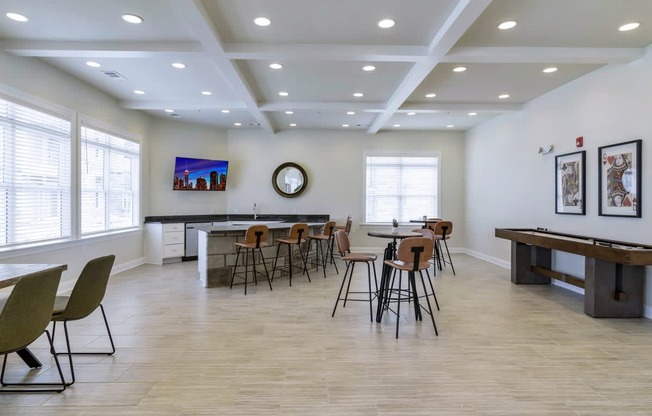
80, 125, 140, 235
365, 154, 439, 223
0, 97, 72, 247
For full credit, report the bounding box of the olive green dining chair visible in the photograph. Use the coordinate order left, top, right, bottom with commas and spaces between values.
0, 268, 66, 393
50, 254, 116, 386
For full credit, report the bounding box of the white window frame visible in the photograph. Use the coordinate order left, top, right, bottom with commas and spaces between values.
79, 117, 141, 237
363, 150, 441, 225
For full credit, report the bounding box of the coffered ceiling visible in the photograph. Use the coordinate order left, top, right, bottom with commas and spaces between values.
1, 0, 651, 133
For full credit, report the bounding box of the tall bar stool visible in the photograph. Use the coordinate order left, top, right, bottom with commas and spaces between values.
307, 220, 339, 278
272, 223, 311, 286
410, 227, 438, 275
331, 230, 378, 322
383, 237, 439, 338
433, 221, 455, 275
334, 215, 352, 235
231, 224, 272, 295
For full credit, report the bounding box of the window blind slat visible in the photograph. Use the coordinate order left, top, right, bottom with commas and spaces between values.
81, 125, 140, 235
365, 155, 438, 223
0, 97, 71, 246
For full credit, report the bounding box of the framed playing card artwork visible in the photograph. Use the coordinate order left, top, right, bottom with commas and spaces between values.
555, 150, 585, 215
598, 139, 641, 217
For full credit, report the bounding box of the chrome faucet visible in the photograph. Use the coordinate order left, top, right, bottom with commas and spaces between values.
253, 202, 257, 220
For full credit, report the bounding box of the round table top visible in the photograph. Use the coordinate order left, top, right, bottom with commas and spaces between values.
367, 230, 422, 239
408, 218, 442, 223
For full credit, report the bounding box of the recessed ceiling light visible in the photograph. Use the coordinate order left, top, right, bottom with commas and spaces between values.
285, 111, 294, 115
201, 91, 212, 96
468, 112, 478, 116
498, 94, 510, 99
619, 22, 640, 32
269, 63, 283, 69
221, 109, 230, 113
498, 20, 517, 30
86, 61, 101, 68
362, 65, 376, 72
278, 91, 290, 97
234, 122, 242, 126
6, 12, 28, 22
378, 19, 395, 29
164, 109, 174, 113
353, 92, 364, 97
425, 93, 437, 98
254, 17, 271, 26
289, 123, 297, 127
453, 66, 467, 73
393, 124, 401, 128
133, 90, 145, 95
543, 67, 558, 73
122, 14, 143, 24
342, 124, 350, 128
446, 124, 455, 128
407, 112, 416, 116
347, 111, 355, 115
172, 62, 186, 69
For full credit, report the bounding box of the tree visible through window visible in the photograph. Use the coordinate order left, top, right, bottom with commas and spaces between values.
365, 153, 439, 223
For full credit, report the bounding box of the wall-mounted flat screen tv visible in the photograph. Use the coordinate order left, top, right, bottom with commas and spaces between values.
172, 157, 229, 191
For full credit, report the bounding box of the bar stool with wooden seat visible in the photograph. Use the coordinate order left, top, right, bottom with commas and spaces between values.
433, 220, 455, 275
307, 220, 339, 278
331, 230, 378, 322
383, 237, 439, 338
334, 215, 352, 235
272, 223, 311, 286
231, 224, 272, 295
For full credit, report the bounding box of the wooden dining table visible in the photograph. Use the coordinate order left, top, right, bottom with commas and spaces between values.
0, 263, 67, 368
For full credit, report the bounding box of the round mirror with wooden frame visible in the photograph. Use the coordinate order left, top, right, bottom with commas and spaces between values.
272, 162, 308, 198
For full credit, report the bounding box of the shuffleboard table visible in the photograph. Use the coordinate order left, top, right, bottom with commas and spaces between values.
495, 228, 652, 318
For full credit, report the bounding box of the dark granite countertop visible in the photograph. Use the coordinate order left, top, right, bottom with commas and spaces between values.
144, 214, 330, 224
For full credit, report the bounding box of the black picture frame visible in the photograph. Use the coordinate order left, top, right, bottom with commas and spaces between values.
555, 150, 586, 215
598, 139, 642, 217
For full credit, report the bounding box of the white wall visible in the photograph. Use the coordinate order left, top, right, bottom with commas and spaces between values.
0, 51, 151, 290
226, 129, 466, 249
465, 46, 652, 314
147, 119, 229, 216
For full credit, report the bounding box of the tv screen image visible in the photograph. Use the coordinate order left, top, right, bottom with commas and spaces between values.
172, 157, 229, 191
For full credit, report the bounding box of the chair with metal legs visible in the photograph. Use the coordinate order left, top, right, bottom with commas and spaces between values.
231, 224, 272, 295
307, 220, 339, 278
0, 268, 66, 393
331, 230, 378, 322
433, 221, 455, 275
383, 237, 439, 338
272, 223, 311, 286
50, 254, 116, 386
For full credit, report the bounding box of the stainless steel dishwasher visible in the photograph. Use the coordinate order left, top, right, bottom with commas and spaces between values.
184, 223, 212, 258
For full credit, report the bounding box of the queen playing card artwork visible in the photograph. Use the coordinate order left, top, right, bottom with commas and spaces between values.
598, 140, 641, 217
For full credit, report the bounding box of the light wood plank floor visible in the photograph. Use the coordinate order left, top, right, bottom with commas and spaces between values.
2, 254, 652, 415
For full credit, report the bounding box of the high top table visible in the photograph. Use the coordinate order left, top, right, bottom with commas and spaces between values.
0, 263, 67, 367
367, 230, 422, 323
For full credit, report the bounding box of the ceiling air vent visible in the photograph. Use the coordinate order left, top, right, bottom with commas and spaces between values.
101, 70, 127, 80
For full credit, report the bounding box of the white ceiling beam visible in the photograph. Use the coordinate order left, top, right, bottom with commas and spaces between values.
0, 40, 204, 58
169, 0, 275, 133
120, 100, 247, 110
398, 102, 522, 112
367, 0, 494, 134
224, 43, 428, 62
443, 46, 644, 64
259, 101, 386, 112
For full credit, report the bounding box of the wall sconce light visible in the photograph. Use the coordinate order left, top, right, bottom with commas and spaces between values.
538, 144, 554, 155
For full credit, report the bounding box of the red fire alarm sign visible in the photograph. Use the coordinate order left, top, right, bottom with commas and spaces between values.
576, 136, 583, 147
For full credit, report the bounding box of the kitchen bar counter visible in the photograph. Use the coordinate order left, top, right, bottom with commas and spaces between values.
197, 222, 325, 288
